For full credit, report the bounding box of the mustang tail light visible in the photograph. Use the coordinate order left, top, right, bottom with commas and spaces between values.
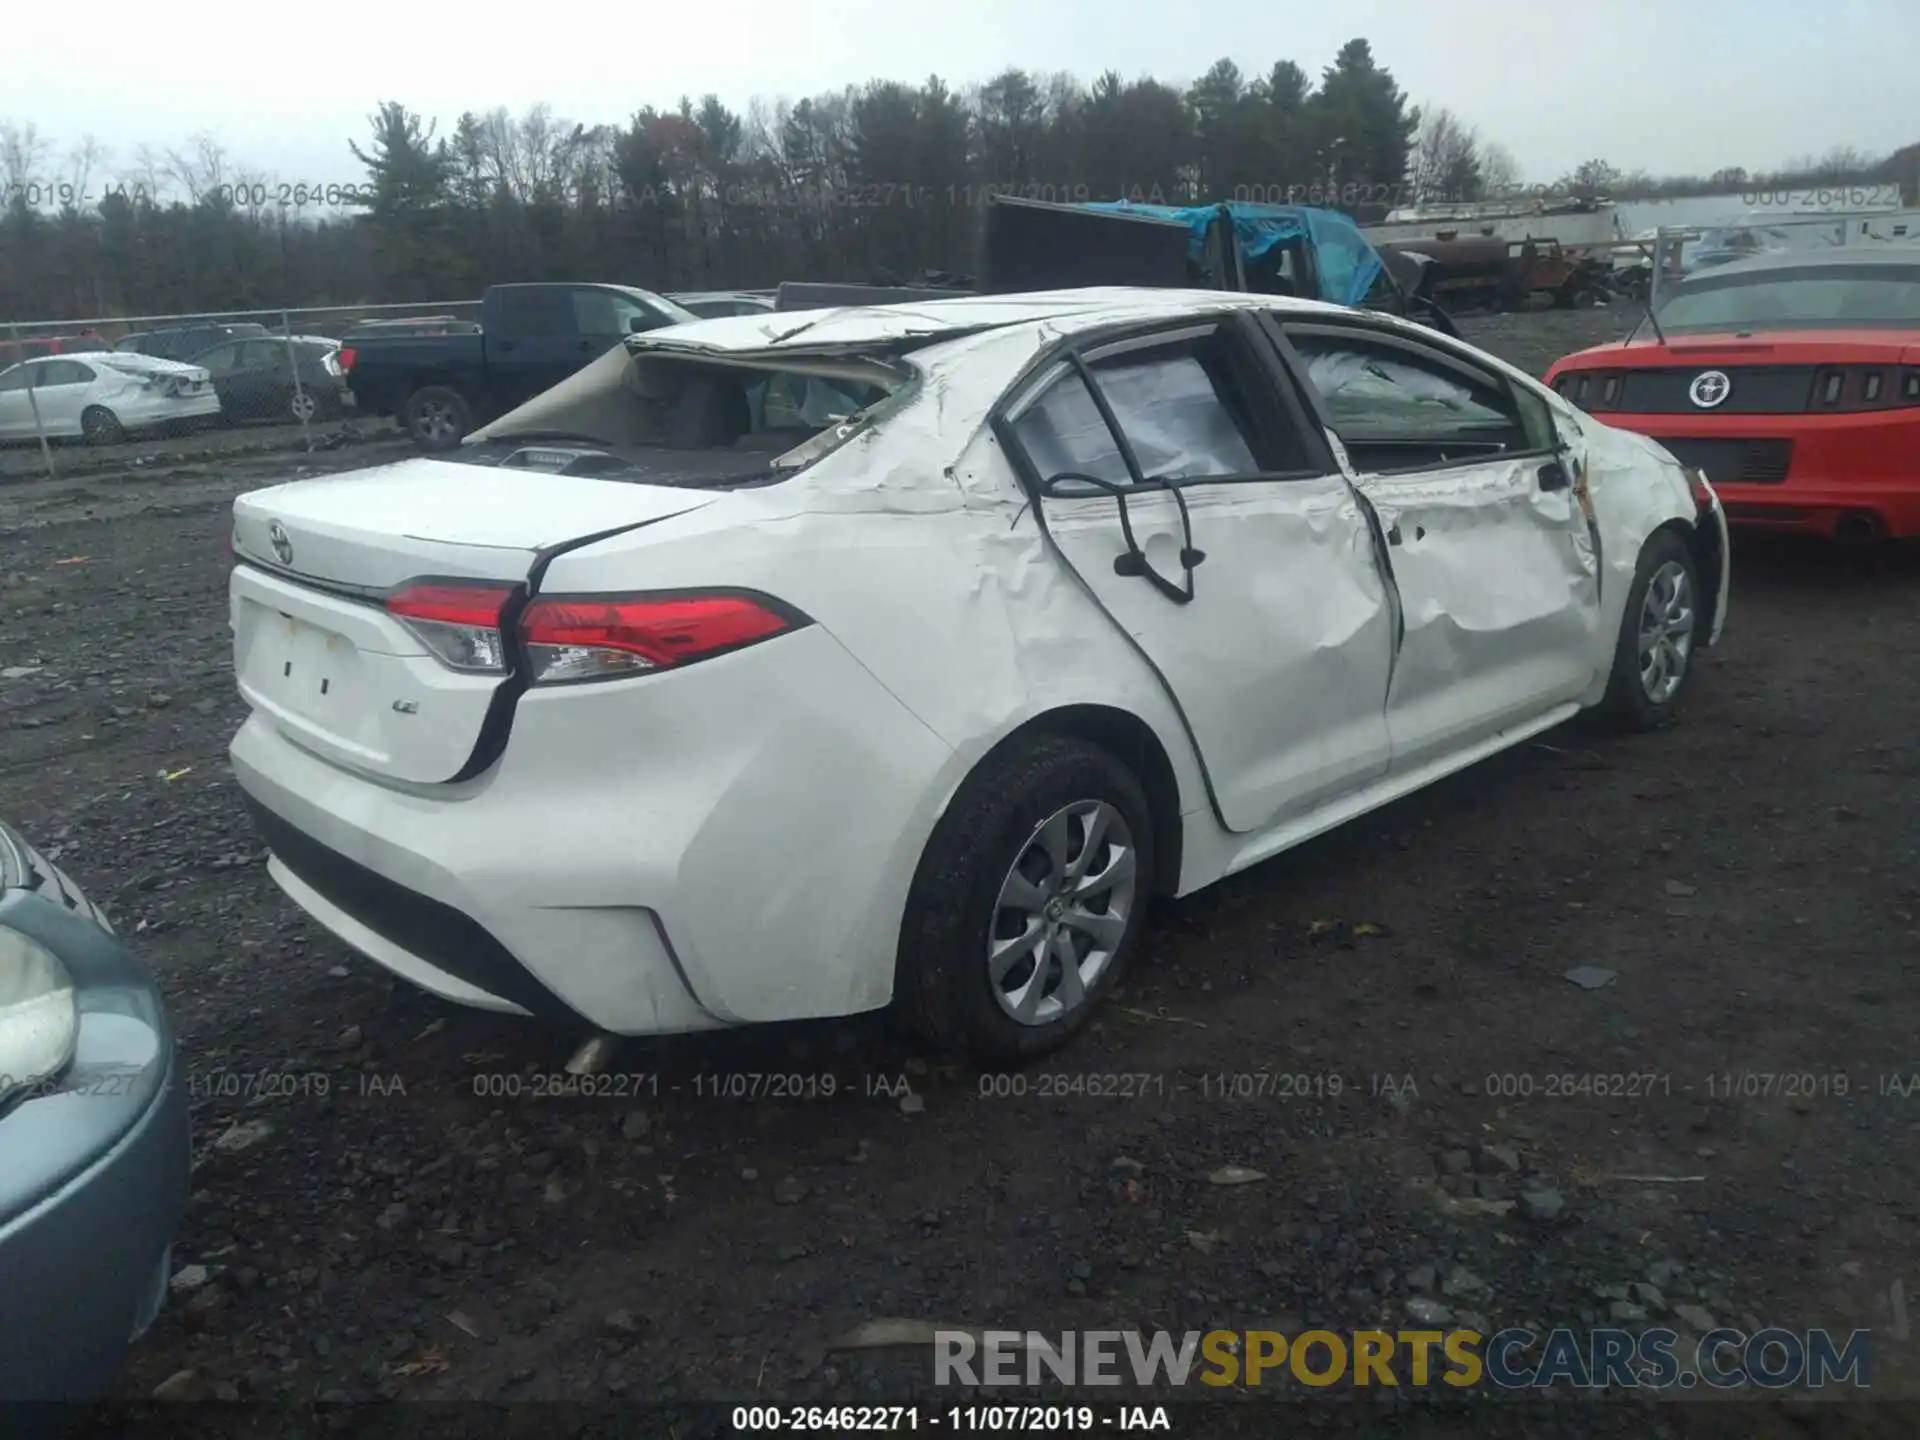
385, 581, 517, 673
518, 591, 807, 685
1552, 370, 1624, 411
1810, 365, 1920, 412
338, 346, 358, 373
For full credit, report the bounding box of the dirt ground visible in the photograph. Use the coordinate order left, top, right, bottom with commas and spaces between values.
4, 303, 1918, 1437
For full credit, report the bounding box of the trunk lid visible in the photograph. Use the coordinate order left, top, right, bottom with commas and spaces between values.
231, 457, 717, 589
230, 458, 720, 784
1614, 329, 1920, 365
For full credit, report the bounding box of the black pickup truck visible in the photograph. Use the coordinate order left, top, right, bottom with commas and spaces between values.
340, 282, 697, 449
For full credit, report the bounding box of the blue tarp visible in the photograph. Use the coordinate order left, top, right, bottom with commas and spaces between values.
1080, 201, 1384, 308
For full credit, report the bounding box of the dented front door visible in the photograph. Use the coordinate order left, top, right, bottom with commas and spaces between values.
1003, 318, 1396, 835
1276, 316, 1603, 775
1355, 457, 1601, 772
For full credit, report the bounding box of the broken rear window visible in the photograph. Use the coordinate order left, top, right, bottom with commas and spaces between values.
475, 343, 910, 476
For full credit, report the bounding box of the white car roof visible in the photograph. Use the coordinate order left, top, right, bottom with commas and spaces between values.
632, 286, 1357, 358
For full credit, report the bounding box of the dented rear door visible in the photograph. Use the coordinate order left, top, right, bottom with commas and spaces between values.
1002, 315, 1395, 836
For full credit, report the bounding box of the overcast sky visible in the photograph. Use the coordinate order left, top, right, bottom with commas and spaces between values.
5, 0, 1915, 197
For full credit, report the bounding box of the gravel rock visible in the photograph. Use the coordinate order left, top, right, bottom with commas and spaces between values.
1673, 1304, 1720, 1332
1520, 1188, 1566, 1223
1443, 1266, 1489, 1299
603, 1309, 643, 1337
1475, 1144, 1521, 1174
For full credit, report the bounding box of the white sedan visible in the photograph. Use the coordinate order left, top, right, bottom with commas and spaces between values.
0, 352, 221, 444
226, 288, 1730, 1061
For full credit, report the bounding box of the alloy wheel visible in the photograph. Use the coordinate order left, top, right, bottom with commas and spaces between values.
987, 800, 1139, 1027
1638, 559, 1695, 705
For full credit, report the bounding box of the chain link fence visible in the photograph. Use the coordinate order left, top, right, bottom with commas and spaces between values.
0, 301, 483, 480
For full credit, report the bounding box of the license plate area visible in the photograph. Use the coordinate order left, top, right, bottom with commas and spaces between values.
247, 607, 366, 726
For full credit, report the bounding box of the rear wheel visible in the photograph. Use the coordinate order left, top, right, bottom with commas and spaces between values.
404, 385, 472, 451
80, 406, 125, 446
893, 735, 1154, 1063
1597, 529, 1701, 732
289, 389, 322, 424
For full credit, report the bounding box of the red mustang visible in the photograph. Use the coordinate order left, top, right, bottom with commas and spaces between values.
1544, 248, 1920, 540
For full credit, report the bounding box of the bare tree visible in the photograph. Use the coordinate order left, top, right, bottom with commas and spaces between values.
1409, 106, 1483, 204
0, 119, 53, 197
1812, 145, 1872, 179
1479, 141, 1521, 196
164, 134, 229, 203
64, 135, 107, 208
1561, 157, 1620, 198
123, 144, 170, 204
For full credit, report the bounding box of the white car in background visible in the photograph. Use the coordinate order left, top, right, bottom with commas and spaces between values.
0, 352, 221, 444
227, 288, 1730, 1062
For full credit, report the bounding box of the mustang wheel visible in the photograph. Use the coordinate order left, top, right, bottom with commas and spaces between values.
895, 735, 1154, 1063
1598, 529, 1700, 731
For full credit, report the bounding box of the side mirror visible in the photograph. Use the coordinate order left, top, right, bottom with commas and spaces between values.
627, 316, 652, 334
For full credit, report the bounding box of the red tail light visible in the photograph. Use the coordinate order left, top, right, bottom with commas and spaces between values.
518, 590, 805, 684
1810, 365, 1918, 412
386, 580, 517, 673
338, 346, 357, 372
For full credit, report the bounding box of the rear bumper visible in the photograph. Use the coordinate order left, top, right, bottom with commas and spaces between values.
229, 622, 957, 1034
123, 393, 223, 432
1617, 410, 1920, 539
0, 892, 190, 1404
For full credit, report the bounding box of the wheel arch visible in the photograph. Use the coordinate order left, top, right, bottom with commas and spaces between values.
952, 704, 1185, 898
402, 374, 471, 406
1652, 513, 1722, 646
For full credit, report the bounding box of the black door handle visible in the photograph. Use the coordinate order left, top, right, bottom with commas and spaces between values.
496, 339, 517, 352
1538, 459, 1572, 492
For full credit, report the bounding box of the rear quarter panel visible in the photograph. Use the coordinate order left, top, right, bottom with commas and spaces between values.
534, 401, 1211, 1012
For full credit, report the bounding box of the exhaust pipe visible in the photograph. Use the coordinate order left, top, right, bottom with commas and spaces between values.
1834, 511, 1886, 546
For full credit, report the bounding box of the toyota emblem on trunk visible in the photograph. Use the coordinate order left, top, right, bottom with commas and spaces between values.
268, 520, 293, 565
1688, 370, 1732, 409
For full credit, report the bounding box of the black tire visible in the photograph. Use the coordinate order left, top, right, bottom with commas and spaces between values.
404, 385, 472, 451
893, 735, 1155, 1064
1596, 528, 1701, 732
80, 405, 125, 446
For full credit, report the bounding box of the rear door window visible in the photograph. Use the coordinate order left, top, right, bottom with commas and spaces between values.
38, 360, 94, 387
1011, 322, 1315, 493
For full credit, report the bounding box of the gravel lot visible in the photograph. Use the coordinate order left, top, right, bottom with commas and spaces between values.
4, 305, 1917, 1436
